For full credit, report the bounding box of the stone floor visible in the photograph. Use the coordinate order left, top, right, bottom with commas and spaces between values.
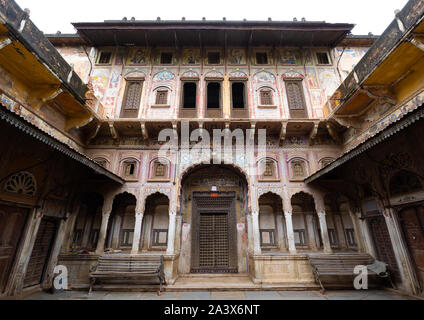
20, 289, 420, 300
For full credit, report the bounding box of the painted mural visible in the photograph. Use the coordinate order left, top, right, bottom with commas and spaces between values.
182, 49, 201, 65
280, 49, 302, 65
228, 48, 246, 65
318, 69, 340, 97
128, 48, 149, 65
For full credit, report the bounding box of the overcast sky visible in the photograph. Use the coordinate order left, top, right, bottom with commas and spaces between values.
15, 0, 409, 35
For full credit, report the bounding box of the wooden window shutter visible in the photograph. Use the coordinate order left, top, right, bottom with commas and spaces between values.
120, 80, 143, 118
260, 90, 273, 106
155, 90, 168, 105
285, 80, 308, 118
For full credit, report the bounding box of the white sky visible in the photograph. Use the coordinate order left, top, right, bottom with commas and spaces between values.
15, 0, 409, 35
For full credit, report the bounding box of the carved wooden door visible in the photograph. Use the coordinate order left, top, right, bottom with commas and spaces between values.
24, 217, 57, 287
0, 205, 28, 293
199, 213, 229, 269
368, 215, 401, 282
191, 192, 237, 273
399, 205, 424, 291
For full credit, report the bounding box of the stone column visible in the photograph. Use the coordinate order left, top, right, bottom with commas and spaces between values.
284, 211, 297, 254
317, 211, 333, 254
276, 214, 287, 251
96, 211, 111, 255
131, 213, 144, 254
334, 214, 347, 249
305, 214, 318, 251
251, 212, 261, 254
348, 210, 364, 252
166, 211, 177, 254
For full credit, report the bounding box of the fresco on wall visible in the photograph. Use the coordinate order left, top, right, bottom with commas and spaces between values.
128, 48, 149, 65
182, 49, 200, 65
318, 69, 340, 97
90, 69, 110, 100
229, 69, 248, 78
311, 90, 324, 106
254, 71, 275, 83
281, 69, 304, 79
305, 67, 319, 89
181, 70, 200, 78
304, 50, 314, 66
228, 48, 246, 65
280, 50, 302, 65
115, 48, 126, 65
154, 71, 175, 81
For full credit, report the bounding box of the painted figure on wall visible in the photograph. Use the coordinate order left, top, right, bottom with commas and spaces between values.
183, 49, 200, 65
129, 49, 148, 65
280, 50, 301, 65
229, 49, 246, 65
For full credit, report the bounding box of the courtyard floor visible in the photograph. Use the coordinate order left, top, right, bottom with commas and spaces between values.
20, 289, 420, 300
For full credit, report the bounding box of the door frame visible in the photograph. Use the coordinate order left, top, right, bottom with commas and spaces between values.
190, 191, 238, 273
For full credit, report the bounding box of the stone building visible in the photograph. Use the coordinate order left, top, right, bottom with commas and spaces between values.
0, 0, 423, 298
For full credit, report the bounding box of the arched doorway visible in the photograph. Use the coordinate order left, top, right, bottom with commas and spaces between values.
390, 170, 424, 292
180, 164, 248, 274
291, 192, 320, 251
141, 193, 170, 252
258, 192, 286, 251
71, 193, 104, 251
105, 192, 136, 251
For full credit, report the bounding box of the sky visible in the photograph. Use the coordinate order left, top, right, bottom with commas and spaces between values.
15, 0, 409, 35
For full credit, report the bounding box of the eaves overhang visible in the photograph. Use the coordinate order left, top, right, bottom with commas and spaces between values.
305, 101, 424, 184
0, 105, 124, 185
324, 0, 424, 118
0, 0, 89, 106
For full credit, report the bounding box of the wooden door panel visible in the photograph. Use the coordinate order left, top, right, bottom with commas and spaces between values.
0, 205, 28, 293
23, 218, 57, 288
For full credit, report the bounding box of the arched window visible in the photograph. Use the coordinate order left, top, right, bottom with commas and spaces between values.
258, 159, 279, 181
122, 160, 138, 179
4, 171, 37, 196
154, 89, 169, 105
290, 159, 308, 180
259, 89, 274, 106
149, 159, 170, 181
94, 158, 108, 169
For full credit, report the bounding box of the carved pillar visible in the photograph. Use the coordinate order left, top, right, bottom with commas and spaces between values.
96, 209, 111, 255
276, 214, 287, 251
166, 211, 177, 254
251, 212, 261, 254
131, 213, 144, 254
318, 211, 333, 254
334, 214, 348, 249
305, 213, 318, 251
284, 211, 297, 254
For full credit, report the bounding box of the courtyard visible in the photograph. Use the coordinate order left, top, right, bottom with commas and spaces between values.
19, 289, 420, 300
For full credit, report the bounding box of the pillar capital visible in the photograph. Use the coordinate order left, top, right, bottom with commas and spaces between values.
284, 211, 292, 218
317, 211, 326, 218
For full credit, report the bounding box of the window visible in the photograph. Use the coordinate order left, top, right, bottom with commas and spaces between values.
260, 90, 273, 106
292, 160, 306, 178
97, 51, 112, 64
328, 229, 337, 246
208, 52, 220, 64
155, 90, 168, 105
285, 80, 307, 118
94, 159, 107, 168
152, 229, 168, 246
182, 82, 197, 108
346, 229, 357, 247
264, 161, 274, 177
207, 82, 221, 108
154, 162, 166, 177
320, 158, 334, 168
294, 229, 307, 246
231, 82, 245, 108
160, 52, 173, 64
260, 229, 277, 246
123, 161, 137, 178
256, 52, 268, 64
316, 52, 330, 65
121, 80, 143, 118
120, 229, 134, 247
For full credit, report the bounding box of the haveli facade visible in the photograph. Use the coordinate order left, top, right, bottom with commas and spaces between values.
0, 0, 423, 298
